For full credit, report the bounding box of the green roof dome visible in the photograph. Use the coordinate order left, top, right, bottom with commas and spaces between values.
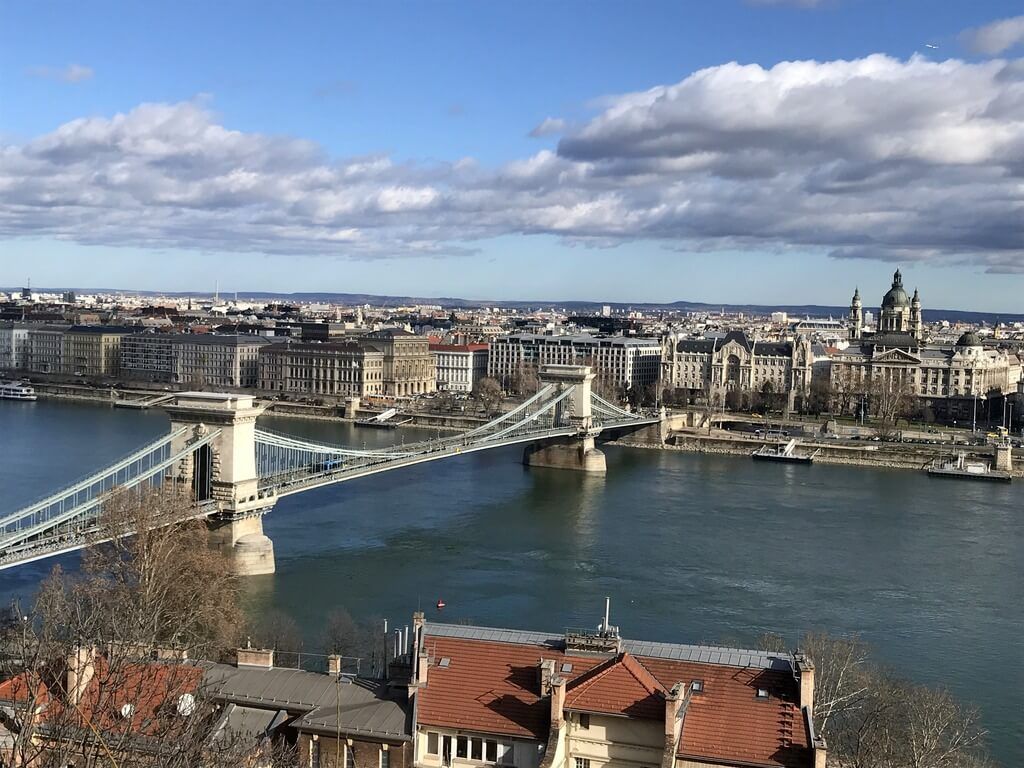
881, 269, 910, 309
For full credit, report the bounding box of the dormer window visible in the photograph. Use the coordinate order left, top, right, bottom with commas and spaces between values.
690, 680, 704, 694
756, 687, 770, 700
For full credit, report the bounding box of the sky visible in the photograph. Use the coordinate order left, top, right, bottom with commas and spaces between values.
1, 0, 1024, 309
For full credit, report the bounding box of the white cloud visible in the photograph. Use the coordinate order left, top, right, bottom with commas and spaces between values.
28, 64, 94, 83
961, 15, 1024, 55
529, 117, 567, 138
3, 55, 1024, 271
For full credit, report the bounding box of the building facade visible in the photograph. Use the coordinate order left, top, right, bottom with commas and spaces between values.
0, 323, 30, 371
662, 331, 814, 408
488, 334, 662, 394
833, 272, 1022, 420
121, 334, 269, 388
362, 329, 436, 398
62, 326, 135, 377
27, 326, 68, 374
430, 343, 488, 392
259, 342, 385, 399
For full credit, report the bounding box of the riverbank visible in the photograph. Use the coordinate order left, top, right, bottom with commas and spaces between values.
647, 429, 1022, 476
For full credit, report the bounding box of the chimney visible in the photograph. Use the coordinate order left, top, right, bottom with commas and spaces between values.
664, 682, 683, 742
412, 611, 425, 653
537, 658, 556, 696
236, 647, 275, 669
549, 675, 566, 728
67, 646, 96, 706
327, 654, 342, 676
794, 653, 815, 716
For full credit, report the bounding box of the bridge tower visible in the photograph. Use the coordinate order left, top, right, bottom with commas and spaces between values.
163, 393, 277, 576
523, 365, 607, 474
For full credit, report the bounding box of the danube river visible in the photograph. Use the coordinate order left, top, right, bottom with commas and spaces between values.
0, 399, 1021, 763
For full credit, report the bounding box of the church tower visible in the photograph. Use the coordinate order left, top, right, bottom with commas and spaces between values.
849, 287, 863, 341
911, 288, 923, 343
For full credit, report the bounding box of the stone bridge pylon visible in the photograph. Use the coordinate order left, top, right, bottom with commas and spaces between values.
522, 365, 607, 473
164, 393, 277, 576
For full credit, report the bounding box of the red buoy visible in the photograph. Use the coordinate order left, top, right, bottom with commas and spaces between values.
436, 599, 446, 610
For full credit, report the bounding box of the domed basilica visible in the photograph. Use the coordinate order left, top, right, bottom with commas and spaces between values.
830, 270, 1021, 421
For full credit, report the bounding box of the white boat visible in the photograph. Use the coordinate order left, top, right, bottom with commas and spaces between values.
0, 381, 37, 401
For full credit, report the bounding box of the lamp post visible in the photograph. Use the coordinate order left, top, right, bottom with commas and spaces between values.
972, 394, 978, 434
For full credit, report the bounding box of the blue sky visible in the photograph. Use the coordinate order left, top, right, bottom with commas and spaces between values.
2, 0, 1023, 309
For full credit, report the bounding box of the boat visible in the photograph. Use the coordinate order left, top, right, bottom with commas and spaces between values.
0, 381, 37, 401
927, 453, 1011, 483
356, 407, 412, 429
752, 438, 818, 465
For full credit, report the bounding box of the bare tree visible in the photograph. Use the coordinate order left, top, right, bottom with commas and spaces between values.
0, 485, 291, 768
759, 631, 992, 768
472, 376, 503, 415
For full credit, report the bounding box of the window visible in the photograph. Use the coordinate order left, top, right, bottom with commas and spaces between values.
456, 737, 468, 759
690, 680, 704, 694
427, 733, 439, 756
471, 738, 483, 761
381, 748, 390, 768
485, 740, 498, 762
756, 687, 770, 700
578, 713, 590, 730
575, 759, 591, 768
345, 746, 355, 768
311, 739, 321, 768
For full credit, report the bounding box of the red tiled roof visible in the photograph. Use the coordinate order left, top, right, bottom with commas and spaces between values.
418, 634, 812, 768
429, 343, 488, 352
641, 658, 809, 768
564, 652, 665, 720
416, 636, 603, 739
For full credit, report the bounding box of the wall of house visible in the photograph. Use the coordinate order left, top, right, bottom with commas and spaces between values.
297, 733, 410, 768
414, 726, 542, 768
565, 712, 663, 768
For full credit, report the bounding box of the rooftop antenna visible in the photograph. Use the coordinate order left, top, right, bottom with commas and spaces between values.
215, 280, 219, 303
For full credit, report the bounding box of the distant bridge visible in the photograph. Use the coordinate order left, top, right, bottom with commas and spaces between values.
0, 366, 660, 574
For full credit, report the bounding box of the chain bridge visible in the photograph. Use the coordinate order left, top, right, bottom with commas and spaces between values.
0, 365, 662, 575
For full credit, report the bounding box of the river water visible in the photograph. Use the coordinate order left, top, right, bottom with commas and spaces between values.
0, 399, 1020, 763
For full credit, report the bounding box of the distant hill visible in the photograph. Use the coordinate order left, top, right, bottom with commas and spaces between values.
4, 287, 1022, 325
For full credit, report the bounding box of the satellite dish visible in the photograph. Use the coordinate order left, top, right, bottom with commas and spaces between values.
176, 693, 196, 717
120, 703, 135, 719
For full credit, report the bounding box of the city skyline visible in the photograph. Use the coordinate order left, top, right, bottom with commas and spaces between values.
3, 1, 1024, 310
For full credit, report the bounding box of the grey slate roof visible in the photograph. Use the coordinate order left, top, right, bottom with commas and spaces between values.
423, 622, 793, 672
203, 663, 411, 740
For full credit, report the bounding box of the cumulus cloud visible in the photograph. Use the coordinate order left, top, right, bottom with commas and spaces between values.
529, 117, 567, 137
28, 63, 94, 83
2, 55, 1024, 270
961, 15, 1024, 55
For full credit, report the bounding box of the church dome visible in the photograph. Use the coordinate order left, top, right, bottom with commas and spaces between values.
881, 269, 910, 309
957, 331, 982, 347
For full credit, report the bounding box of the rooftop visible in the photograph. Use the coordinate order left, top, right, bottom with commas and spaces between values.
418, 622, 809, 768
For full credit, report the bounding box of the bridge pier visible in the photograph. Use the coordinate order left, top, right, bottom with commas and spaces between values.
523, 435, 607, 473
164, 393, 277, 577
207, 513, 275, 577
523, 365, 607, 474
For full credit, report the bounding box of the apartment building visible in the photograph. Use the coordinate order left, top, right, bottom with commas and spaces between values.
430, 343, 488, 392
0, 323, 30, 370
259, 341, 386, 398
27, 326, 68, 374
488, 334, 662, 394
121, 334, 269, 388
62, 325, 136, 377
